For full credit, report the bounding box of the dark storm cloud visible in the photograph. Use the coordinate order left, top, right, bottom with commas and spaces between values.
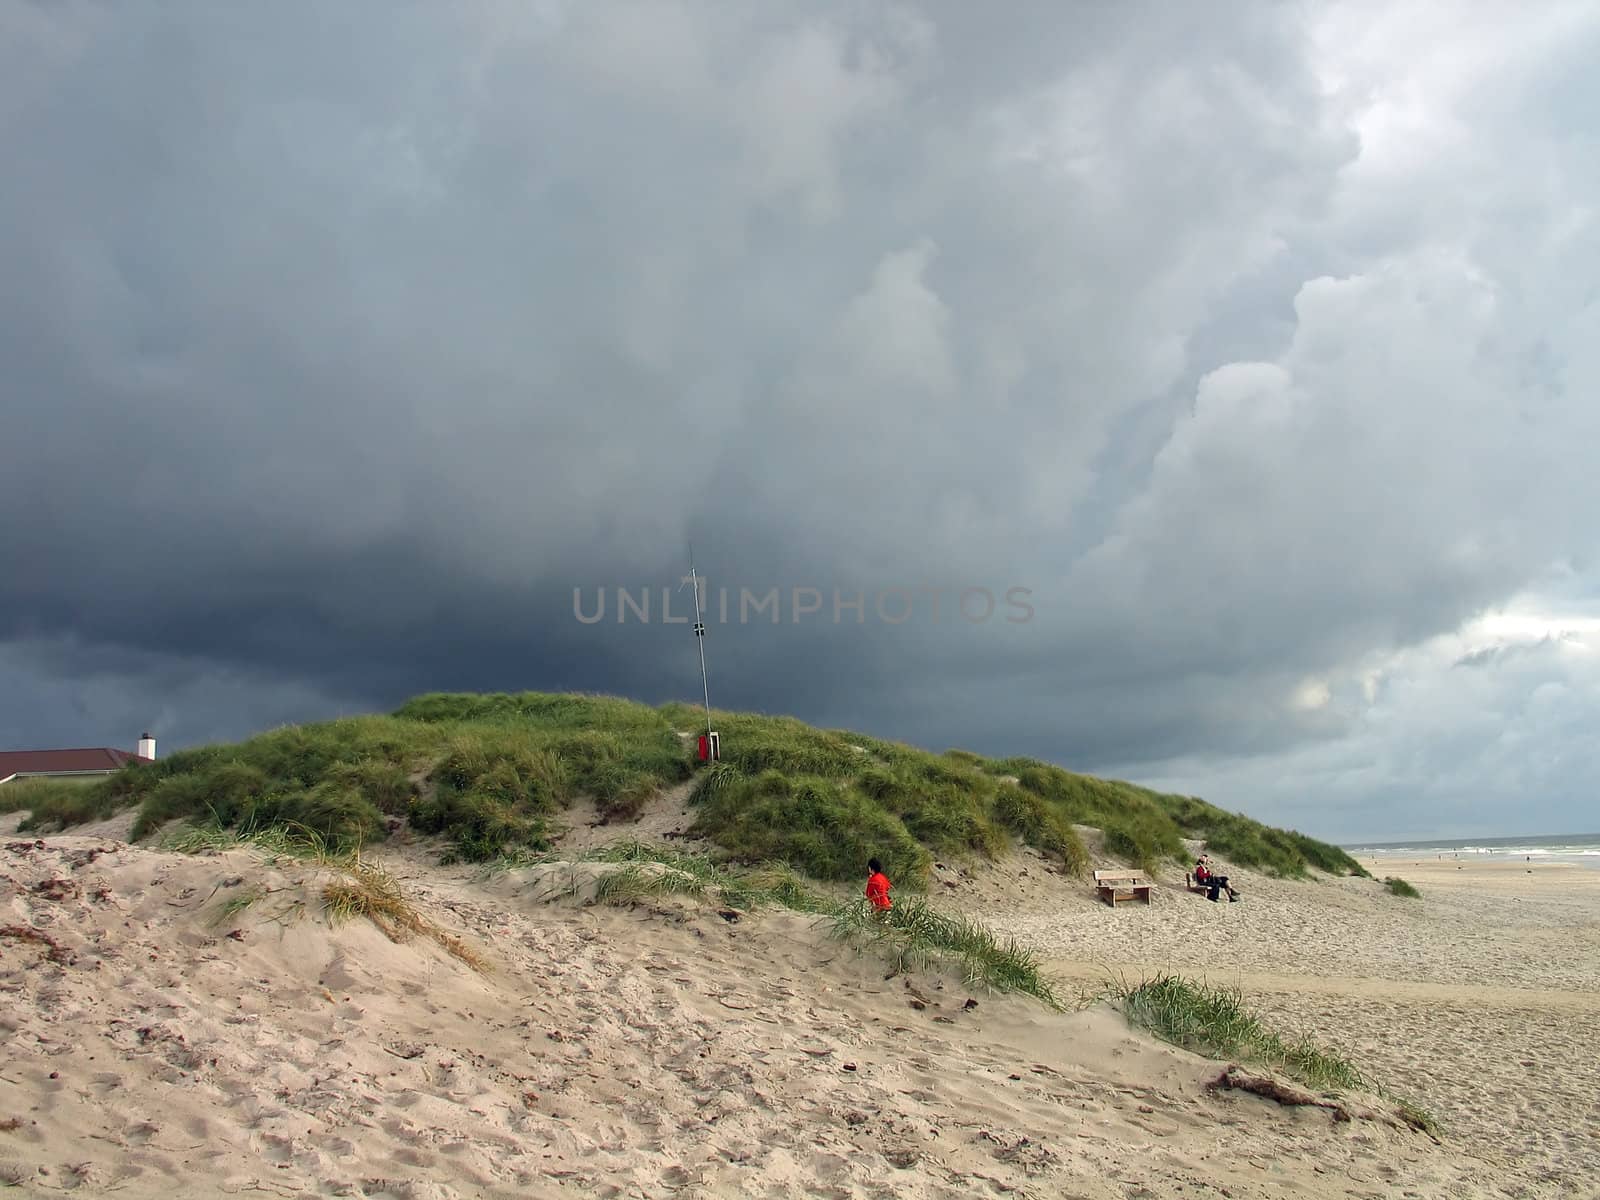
3, 0, 1598, 837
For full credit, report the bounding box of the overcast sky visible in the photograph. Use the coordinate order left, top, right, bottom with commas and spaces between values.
3, 1, 1597, 843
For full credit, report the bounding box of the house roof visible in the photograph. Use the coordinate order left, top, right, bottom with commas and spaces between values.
0, 747, 152, 776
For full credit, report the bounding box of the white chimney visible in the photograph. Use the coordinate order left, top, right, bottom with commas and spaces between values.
138, 732, 156, 761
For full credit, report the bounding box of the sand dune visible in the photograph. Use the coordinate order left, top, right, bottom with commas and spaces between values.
0, 819, 1589, 1198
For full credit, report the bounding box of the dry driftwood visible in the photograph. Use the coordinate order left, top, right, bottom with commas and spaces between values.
1209, 1065, 1344, 1113
1206, 1066, 1439, 1142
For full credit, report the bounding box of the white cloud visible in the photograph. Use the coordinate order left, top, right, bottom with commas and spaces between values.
1130, 583, 1600, 839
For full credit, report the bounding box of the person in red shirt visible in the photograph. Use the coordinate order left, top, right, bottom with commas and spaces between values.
1195, 855, 1238, 902
866, 858, 892, 914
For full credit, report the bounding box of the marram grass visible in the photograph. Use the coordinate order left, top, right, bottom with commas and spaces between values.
1115, 973, 1364, 1090
828, 897, 1061, 1008
9, 690, 1365, 882
322, 858, 485, 970
1109, 972, 1438, 1135
166, 813, 484, 970
573, 840, 834, 915
550, 841, 1060, 1005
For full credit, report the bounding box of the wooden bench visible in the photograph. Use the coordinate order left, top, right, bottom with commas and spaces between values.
1093, 869, 1152, 907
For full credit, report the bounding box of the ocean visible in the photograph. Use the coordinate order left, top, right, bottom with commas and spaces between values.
1342, 832, 1600, 869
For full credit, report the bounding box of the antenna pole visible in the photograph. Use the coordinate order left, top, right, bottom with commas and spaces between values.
689, 544, 712, 739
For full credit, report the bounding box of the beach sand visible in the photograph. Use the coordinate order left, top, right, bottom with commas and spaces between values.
2, 810, 1595, 1198
948, 848, 1600, 1194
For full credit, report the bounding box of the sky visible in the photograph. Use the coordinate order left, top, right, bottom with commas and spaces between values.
2, 0, 1597, 843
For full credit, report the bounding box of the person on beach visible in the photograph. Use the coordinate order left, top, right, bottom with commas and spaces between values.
866, 858, 892, 915
1194, 855, 1238, 903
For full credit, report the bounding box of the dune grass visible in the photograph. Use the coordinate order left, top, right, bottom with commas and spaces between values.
1392, 1097, 1443, 1139
991, 783, 1092, 875
210, 887, 265, 926
688, 766, 934, 886
163, 814, 347, 862
560, 841, 1056, 1004
1154, 792, 1369, 878
8, 777, 122, 825
164, 814, 484, 969
581, 840, 837, 915
1115, 973, 1365, 1091
322, 858, 485, 969
590, 862, 710, 905
829, 897, 1061, 1007
987, 761, 1368, 879
1384, 876, 1421, 898
988, 759, 1189, 873
7, 690, 1359, 885
14, 698, 688, 863
1110, 972, 1438, 1135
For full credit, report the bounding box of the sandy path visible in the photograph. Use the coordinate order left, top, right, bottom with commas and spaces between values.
553, 780, 703, 856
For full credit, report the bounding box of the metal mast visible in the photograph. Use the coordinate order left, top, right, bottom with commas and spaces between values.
687, 543, 712, 739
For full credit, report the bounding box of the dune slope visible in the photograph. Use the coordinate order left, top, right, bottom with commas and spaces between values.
0, 829, 1518, 1199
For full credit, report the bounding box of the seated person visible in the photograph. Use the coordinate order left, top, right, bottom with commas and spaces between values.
1194, 854, 1239, 902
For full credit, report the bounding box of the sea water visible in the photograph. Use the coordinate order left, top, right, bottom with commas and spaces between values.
1342, 832, 1600, 870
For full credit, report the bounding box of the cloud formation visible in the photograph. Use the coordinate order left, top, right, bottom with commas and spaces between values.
3, 0, 1597, 840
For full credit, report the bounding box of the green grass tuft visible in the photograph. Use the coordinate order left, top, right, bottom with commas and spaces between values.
592, 862, 709, 905
688, 770, 932, 886
164, 815, 343, 863
322, 857, 485, 969
1109, 972, 1437, 1133
991, 784, 1090, 875
829, 897, 1060, 1006
13, 779, 121, 828
1154, 792, 1368, 878
1384, 876, 1421, 898
578, 840, 835, 914
1115, 973, 1365, 1091
573, 841, 1056, 1005
210, 888, 265, 927
1392, 1095, 1443, 1139
165, 816, 482, 967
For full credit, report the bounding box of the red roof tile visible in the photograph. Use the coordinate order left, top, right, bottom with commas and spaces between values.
0, 747, 152, 776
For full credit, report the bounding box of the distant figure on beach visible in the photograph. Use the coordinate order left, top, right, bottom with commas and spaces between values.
1194, 855, 1238, 903
866, 858, 892, 914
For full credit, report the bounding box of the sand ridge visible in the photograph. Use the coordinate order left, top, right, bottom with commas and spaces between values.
0, 829, 1515, 1199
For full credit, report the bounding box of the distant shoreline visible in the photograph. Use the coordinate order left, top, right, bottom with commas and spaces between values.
1341, 831, 1600, 851
1342, 832, 1600, 869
